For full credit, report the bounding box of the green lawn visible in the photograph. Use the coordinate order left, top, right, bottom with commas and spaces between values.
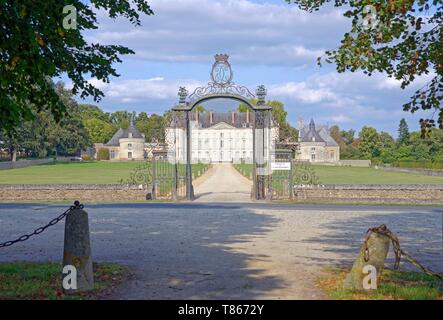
0, 161, 209, 185
318, 267, 442, 300
1, 161, 443, 185
0, 261, 127, 300
234, 163, 443, 184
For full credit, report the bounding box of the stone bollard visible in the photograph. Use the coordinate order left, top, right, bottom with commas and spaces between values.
62, 201, 94, 293
344, 228, 390, 291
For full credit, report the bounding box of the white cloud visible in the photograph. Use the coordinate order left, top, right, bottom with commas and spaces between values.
268, 81, 338, 104
87, 0, 349, 66
86, 77, 203, 103
330, 114, 353, 123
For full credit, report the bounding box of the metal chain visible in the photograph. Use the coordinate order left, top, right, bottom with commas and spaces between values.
0, 201, 84, 249
363, 224, 442, 280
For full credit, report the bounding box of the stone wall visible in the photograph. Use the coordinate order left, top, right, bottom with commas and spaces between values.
0, 185, 147, 201
294, 184, 443, 204
1, 184, 442, 204
338, 160, 372, 167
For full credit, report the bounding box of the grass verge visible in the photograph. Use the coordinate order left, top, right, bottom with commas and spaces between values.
0, 261, 128, 300
317, 267, 443, 300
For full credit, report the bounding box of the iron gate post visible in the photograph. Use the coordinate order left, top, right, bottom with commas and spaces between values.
152, 157, 157, 200
185, 111, 194, 200
252, 114, 257, 200
172, 161, 178, 200
289, 158, 294, 200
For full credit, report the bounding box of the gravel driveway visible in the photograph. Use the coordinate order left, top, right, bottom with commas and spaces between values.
0, 202, 441, 299
194, 164, 252, 202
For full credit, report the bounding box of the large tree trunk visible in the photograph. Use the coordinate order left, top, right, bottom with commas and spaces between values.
10, 147, 17, 162
344, 231, 390, 291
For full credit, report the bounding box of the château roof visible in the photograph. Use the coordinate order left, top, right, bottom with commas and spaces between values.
298, 119, 338, 146
168, 112, 277, 129
105, 121, 144, 146
300, 119, 325, 143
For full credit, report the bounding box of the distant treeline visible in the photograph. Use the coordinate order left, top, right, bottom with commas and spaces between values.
391, 161, 443, 170
330, 118, 443, 167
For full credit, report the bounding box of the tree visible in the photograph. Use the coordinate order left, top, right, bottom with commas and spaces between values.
237, 99, 298, 142
110, 111, 134, 129
44, 83, 90, 156
379, 131, 395, 149
358, 126, 381, 159
137, 113, 166, 143
286, 0, 443, 131
398, 118, 410, 145
268, 100, 298, 142
84, 118, 116, 144
329, 125, 342, 144
341, 129, 356, 144
193, 105, 206, 113
237, 103, 250, 113
78, 104, 111, 123
97, 148, 110, 161
0, 82, 89, 159
0, 0, 153, 134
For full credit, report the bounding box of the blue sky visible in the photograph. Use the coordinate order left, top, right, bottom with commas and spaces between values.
67, 0, 434, 137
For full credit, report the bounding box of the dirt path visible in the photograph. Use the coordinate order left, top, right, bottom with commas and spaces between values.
194, 164, 252, 203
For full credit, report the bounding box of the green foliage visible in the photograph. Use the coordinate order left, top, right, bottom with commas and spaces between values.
136, 113, 166, 143
358, 126, 381, 158
82, 154, 93, 161
0, 0, 153, 134
268, 100, 299, 142
237, 103, 250, 112
286, 0, 443, 131
0, 261, 127, 300
110, 111, 134, 129
96, 148, 110, 161
78, 104, 111, 122
193, 105, 206, 113
84, 118, 116, 144
392, 160, 443, 170
237, 99, 298, 142
310, 122, 443, 165
319, 267, 442, 300
398, 118, 410, 145
0, 83, 89, 158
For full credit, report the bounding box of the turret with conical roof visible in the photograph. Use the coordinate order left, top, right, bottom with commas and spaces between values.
300, 119, 325, 143
105, 117, 144, 146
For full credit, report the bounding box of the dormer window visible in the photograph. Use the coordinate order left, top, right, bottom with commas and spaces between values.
312, 137, 315, 142
128, 132, 133, 138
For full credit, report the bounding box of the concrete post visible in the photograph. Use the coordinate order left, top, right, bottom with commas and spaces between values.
344, 230, 390, 291
62, 201, 94, 293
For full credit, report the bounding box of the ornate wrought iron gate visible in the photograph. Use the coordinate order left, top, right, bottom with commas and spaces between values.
170, 54, 273, 201
268, 149, 294, 200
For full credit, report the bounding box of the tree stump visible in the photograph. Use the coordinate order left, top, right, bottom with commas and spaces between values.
62, 204, 94, 293
344, 231, 390, 291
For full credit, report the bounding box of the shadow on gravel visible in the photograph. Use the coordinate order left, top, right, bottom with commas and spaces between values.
295, 209, 443, 273
0, 203, 283, 299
